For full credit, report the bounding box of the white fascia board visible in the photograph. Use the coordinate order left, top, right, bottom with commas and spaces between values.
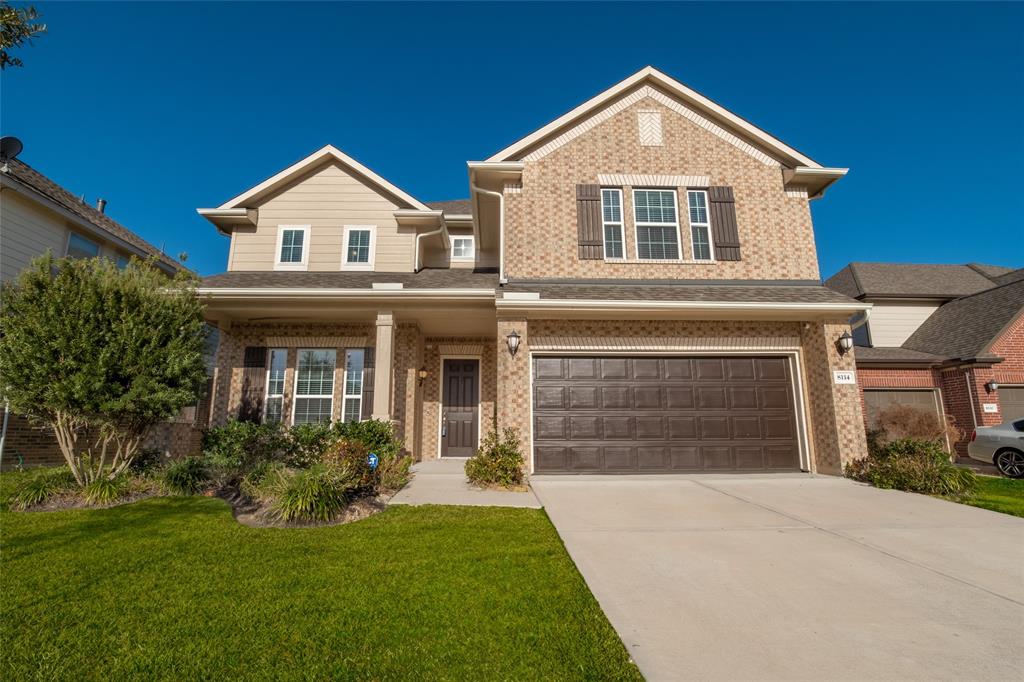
217, 144, 431, 211
494, 298, 872, 314
485, 66, 823, 169
196, 287, 495, 299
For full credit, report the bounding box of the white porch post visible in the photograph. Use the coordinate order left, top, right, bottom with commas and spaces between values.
373, 311, 395, 420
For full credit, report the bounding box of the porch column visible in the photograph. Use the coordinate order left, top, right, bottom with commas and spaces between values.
373, 311, 395, 420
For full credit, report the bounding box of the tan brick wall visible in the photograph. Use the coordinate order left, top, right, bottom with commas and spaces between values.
504, 95, 820, 281
495, 318, 531, 458
420, 337, 498, 460
393, 323, 424, 455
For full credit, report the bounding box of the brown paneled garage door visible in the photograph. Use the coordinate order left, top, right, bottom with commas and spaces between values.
533, 356, 801, 473
999, 386, 1024, 421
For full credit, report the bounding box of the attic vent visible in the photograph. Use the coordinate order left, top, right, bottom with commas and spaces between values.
638, 111, 663, 146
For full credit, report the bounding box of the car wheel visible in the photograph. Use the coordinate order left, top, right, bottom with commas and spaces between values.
994, 449, 1024, 479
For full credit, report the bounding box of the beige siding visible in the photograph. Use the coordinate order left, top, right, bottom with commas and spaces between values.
0, 190, 68, 282
420, 227, 499, 270
229, 161, 415, 272
866, 301, 941, 347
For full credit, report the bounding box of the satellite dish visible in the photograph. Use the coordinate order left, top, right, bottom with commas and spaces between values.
0, 136, 24, 161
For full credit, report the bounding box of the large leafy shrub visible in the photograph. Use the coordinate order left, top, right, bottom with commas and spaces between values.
163, 457, 210, 495
286, 423, 335, 468
465, 429, 525, 489
202, 421, 289, 479
846, 437, 977, 499
0, 255, 207, 486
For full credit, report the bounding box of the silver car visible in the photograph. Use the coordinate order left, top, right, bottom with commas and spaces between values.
969, 419, 1024, 478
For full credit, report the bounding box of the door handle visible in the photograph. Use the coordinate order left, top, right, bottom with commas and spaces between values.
442, 413, 448, 437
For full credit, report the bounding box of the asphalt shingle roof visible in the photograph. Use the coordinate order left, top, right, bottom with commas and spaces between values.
825, 262, 1013, 300
2, 158, 185, 272
852, 346, 947, 364
426, 199, 472, 215
502, 280, 859, 305
201, 269, 500, 289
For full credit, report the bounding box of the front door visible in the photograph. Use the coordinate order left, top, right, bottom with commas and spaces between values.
442, 359, 479, 457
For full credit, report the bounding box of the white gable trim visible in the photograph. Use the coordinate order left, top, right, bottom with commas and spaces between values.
487, 66, 821, 168
217, 144, 431, 211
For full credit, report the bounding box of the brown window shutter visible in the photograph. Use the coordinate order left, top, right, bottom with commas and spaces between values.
708, 186, 741, 261
360, 347, 375, 420
238, 346, 267, 423
576, 184, 603, 260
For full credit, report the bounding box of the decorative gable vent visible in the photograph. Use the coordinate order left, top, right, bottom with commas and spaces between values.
637, 110, 663, 146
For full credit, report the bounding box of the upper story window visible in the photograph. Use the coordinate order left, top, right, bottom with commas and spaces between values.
342, 225, 376, 271
264, 348, 288, 424
451, 236, 475, 261
67, 233, 100, 259
686, 190, 714, 261
633, 189, 680, 260
601, 189, 624, 260
275, 225, 309, 271
293, 349, 335, 424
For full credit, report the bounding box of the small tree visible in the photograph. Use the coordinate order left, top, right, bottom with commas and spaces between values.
0, 255, 208, 485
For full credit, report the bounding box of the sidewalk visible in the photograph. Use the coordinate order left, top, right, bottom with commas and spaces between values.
389, 458, 541, 508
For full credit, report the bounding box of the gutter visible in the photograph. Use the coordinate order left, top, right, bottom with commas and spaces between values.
471, 185, 506, 284
196, 287, 495, 300
494, 298, 872, 314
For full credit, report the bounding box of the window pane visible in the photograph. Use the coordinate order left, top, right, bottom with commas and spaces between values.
343, 398, 361, 423
687, 191, 708, 224
634, 190, 676, 224
68, 233, 100, 259
280, 229, 305, 263
267, 349, 287, 395
692, 225, 711, 260
294, 398, 332, 424
601, 189, 621, 223
604, 224, 623, 259
265, 396, 284, 424
296, 349, 335, 396
345, 349, 364, 396
637, 225, 679, 260
452, 238, 473, 258
347, 230, 370, 263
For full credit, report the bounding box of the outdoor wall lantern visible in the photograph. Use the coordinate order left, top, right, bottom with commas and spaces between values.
836, 331, 854, 356
417, 366, 428, 386
985, 380, 999, 394
506, 330, 521, 357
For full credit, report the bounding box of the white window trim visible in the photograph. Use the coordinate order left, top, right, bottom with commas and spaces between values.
686, 189, 716, 262
341, 225, 377, 271
65, 232, 100, 259
341, 348, 366, 422
600, 188, 626, 261
274, 225, 310, 271
632, 188, 682, 261
291, 348, 336, 425
450, 235, 475, 261
263, 348, 287, 423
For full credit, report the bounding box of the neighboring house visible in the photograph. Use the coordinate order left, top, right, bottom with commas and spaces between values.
0, 149, 206, 468
197, 66, 869, 476
825, 262, 1024, 455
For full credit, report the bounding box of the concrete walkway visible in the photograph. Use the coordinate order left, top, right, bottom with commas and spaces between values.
532, 474, 1024, 682
389, 458, 541, 508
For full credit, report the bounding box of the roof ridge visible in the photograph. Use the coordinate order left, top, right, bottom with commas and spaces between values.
947, 275, 1024, 303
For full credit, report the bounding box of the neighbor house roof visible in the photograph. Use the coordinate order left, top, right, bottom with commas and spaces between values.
902, 279, 1024, 361
1, 158, 184, 273
426, 199, 472, 215
825, 262, 1012, 300
852, 346, 947, 364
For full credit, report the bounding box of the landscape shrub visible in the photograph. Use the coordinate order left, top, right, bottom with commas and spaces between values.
465, 429, 525, 489
163, 457, 210, 495
374, 449, 413, 492
285, 423, 336, 468
868, 405, 962, 454
239, 460, 287, 501
82, 476, 130, 505
11, 468, 76, 510
202, 421, 289, 479
270, 463, 357, 522
129, 448, 164, 475
846, 437, 977, 499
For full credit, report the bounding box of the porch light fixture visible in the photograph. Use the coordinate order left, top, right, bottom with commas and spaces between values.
506, 330, 521, 357
985, 380, 999, 394
836, 331, 854, 356
417, 366, 428, 386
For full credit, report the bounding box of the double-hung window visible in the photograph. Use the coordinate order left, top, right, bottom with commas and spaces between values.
275, 225, 309, 270
67, 233, 100, 259
687, 190, 714, 261
342, 225, 376, 270
451, 236, 474, 261
633, 189, 680, 260
342, 349, 365, 422
293, 349, 335, 424
264, 348, 288, 423
600, 189, 625, 259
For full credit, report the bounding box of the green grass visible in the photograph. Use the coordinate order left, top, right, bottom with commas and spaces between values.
0, 470, 640, 681
960, 475, 1024, 517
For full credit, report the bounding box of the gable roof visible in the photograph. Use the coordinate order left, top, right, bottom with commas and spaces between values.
902, 279, 1024, 361
486, 66, 826, 169
825, 262, 1013, 300
426, 199, 472, 215
216, 145, 431, 211
1, 158, 185, 273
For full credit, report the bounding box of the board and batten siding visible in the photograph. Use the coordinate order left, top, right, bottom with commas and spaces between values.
866, 301, 942, 347
229, 161, 415, 272
1, 190, 69, 282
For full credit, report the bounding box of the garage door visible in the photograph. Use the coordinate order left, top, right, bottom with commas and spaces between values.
999, 386, 1024, 421
863, 389, 941, 429
533, 356, 801, 473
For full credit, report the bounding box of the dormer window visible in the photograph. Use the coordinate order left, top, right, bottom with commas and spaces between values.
451, 236, 475, 261
274, 225, 309, 271
342, 225, 376, 271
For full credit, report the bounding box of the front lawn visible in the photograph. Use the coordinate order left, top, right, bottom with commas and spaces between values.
0, 471, 641, 681
960, 475, 1024, 517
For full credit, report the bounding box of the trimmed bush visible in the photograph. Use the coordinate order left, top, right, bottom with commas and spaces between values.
163, 457, 210, 495
11, 468, 76, 510
868, 405, 962, 454
129, 448, 164, 475
847, 437, 977, 499
82, 476, 129, 505
465, 429, 525, 489
202, 421, 289, 480
286, 423, 335, 468
270, 463, 356, 522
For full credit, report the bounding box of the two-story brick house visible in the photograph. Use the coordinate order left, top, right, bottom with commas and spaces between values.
198, 67, 869, 475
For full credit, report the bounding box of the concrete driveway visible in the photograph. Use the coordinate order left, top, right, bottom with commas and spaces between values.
531, 475, 1024, 681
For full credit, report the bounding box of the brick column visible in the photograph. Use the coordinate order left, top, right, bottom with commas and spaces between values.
392, 322, 423, 457
496, 317, 530, 468
372, 311, 395, 421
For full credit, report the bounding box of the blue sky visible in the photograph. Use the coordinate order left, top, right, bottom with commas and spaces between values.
3, 2, 1021, 278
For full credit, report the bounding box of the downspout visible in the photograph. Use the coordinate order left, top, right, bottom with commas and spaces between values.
414, 223, 447, 272
850, 307, 871, 333
471, 185, 505, 284
0, 401, 9, 470
965, 371, 978, 430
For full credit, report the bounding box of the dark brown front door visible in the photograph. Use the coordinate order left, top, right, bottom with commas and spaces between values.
442, 359, 479, 457
533, 356, 801, 473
